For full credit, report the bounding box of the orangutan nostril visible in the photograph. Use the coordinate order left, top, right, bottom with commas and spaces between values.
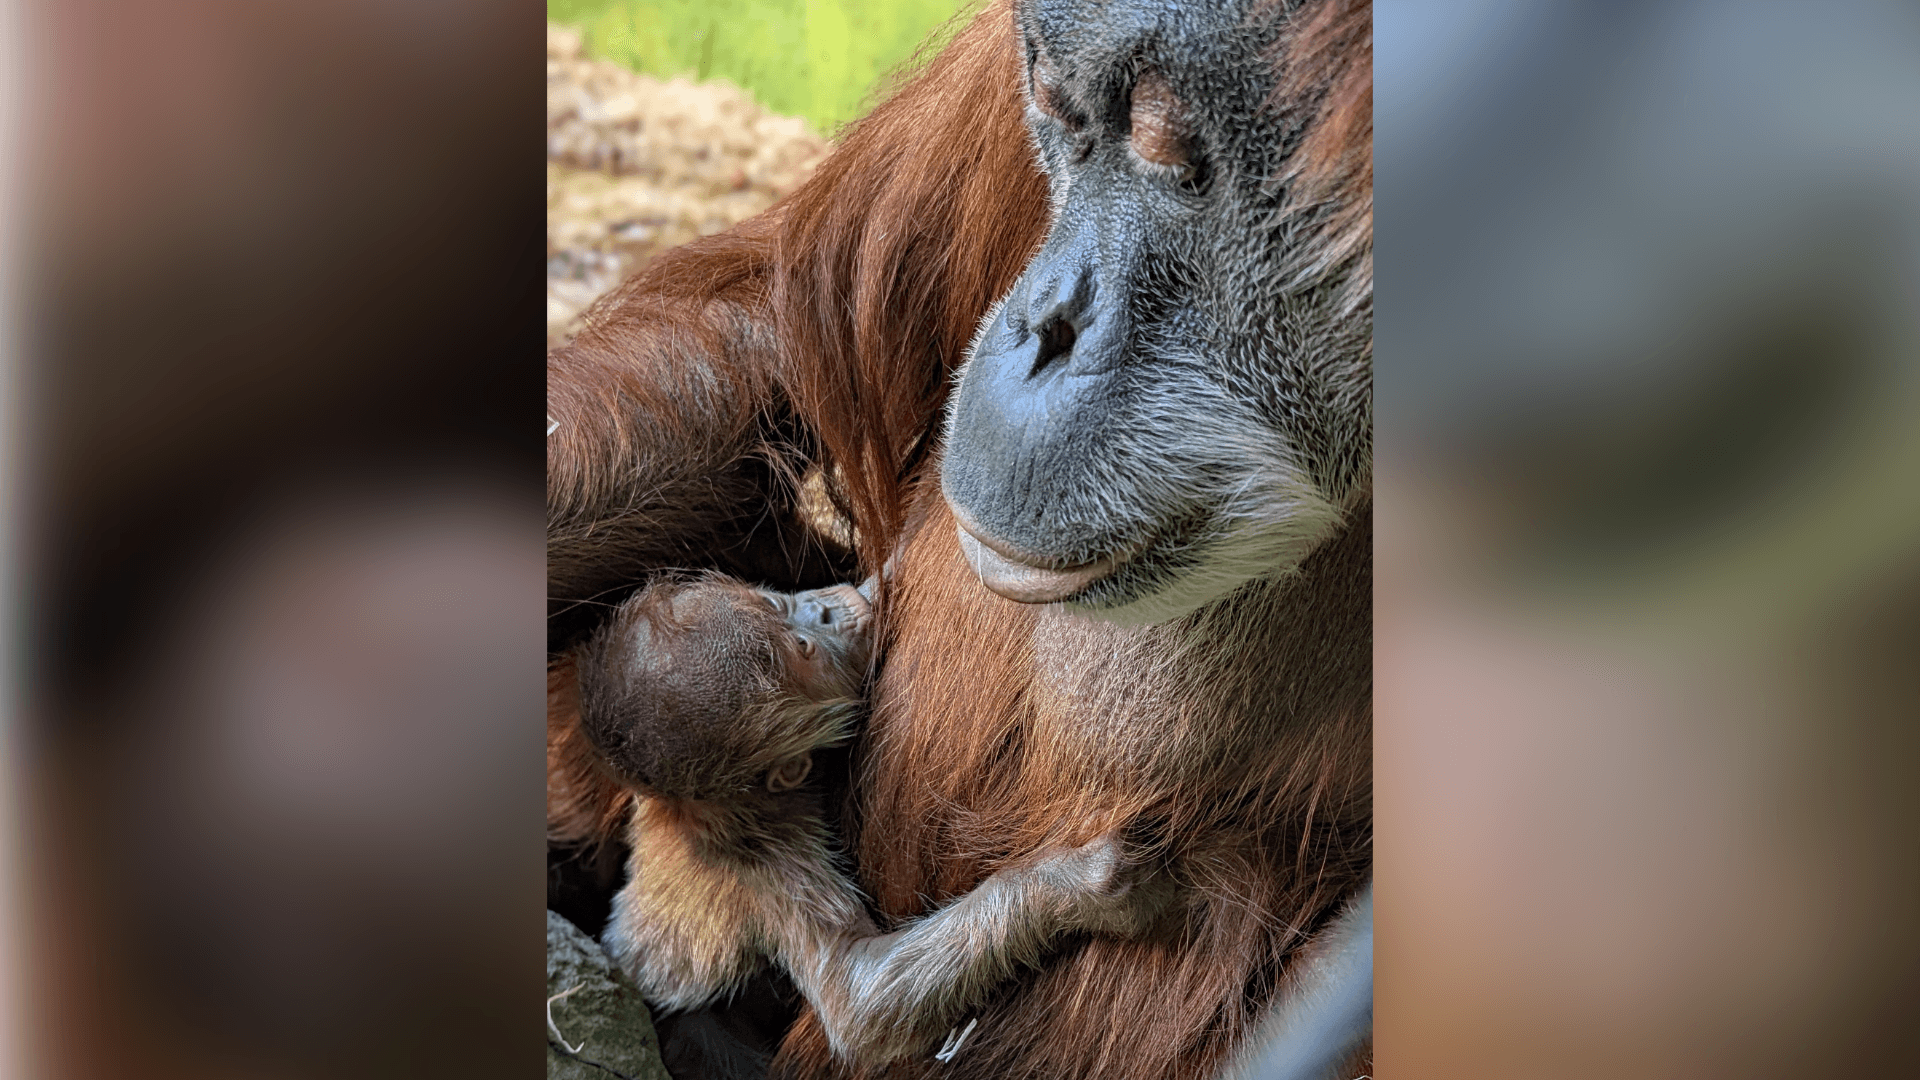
1029, 316, 1078, 380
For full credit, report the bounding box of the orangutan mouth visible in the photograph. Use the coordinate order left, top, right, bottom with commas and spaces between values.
950, 509, 1140, 604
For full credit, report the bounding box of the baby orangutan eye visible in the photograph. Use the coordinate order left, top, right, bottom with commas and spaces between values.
794, 635, 816, 658
766, 753, 812, 792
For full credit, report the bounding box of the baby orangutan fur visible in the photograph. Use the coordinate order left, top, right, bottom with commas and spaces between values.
574, 573, 1172, 1062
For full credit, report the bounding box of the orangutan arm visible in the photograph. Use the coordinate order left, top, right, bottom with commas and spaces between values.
769, 833, 1172, 1064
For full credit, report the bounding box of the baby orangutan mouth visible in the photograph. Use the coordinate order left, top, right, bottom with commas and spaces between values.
570, 571, 1175, 1063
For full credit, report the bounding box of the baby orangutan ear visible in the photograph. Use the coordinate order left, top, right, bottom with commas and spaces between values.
766, 753, 812, 793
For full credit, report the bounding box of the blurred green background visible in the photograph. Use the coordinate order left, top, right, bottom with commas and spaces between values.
548, 0, 973, 134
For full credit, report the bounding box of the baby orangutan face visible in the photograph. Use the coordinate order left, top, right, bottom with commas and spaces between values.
576, 575, 872, 800
750, 582, 871, 703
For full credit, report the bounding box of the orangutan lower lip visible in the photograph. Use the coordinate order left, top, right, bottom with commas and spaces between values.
950, 511, 1133, 604
956, 529, 1118, 602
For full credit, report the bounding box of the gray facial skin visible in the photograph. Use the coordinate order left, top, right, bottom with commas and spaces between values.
942, 0, 1370, 625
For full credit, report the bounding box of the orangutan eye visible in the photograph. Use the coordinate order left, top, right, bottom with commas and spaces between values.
1128, 70, 1187, 168
1030, 50, 1085, 133
1128, 69, 1207, 196
794, 636, 816, 658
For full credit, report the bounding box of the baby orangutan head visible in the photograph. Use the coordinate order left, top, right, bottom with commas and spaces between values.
576, 574, 872, 800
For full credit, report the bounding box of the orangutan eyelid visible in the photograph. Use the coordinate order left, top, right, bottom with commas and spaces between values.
1128, 70, 1189, 169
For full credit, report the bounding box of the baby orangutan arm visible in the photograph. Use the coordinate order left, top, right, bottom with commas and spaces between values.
603, 795, 772, 1012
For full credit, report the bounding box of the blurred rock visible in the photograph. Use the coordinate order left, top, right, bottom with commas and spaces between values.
547, 23, 830, 345
547, 910, 672, 1080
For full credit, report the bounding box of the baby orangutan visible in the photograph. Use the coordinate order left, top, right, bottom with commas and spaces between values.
575, 573, 1168, 1063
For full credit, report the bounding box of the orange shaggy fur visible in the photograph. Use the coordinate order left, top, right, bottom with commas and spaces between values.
546, 1, 1373, 1076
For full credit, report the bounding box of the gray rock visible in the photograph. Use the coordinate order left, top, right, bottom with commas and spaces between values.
547, 910, 673, 1080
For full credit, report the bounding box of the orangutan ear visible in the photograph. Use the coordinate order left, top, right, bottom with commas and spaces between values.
766, 753, 813, 793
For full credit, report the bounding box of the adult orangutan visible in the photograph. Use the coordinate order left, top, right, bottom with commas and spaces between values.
547, 0, 1371, 1076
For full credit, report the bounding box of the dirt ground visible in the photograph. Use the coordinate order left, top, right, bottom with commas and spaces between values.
546, 24, 831, 346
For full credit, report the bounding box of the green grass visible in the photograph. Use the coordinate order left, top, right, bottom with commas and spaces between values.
549, 0, 973, 134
